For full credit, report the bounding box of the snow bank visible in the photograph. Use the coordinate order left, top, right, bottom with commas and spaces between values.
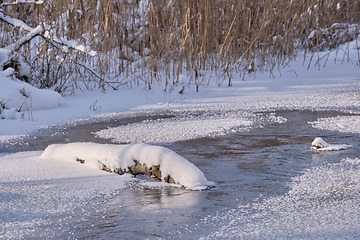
40, 142, 209, 190
311, 137, 352, 151
0, 69, 62, 119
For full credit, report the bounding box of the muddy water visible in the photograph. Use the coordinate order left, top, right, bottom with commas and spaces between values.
2, 110, 360, 239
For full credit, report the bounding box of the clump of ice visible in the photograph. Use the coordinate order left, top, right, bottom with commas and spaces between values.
311, 137, 352, 151
41, 142, 209, 190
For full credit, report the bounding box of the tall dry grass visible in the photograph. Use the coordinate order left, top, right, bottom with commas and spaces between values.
0, 0, 359, 93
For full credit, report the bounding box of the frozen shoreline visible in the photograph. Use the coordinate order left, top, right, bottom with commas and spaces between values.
1, 40, 360, 239
1, 39, 360, 139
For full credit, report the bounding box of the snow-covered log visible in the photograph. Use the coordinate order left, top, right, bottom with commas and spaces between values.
40, 142, 209, 190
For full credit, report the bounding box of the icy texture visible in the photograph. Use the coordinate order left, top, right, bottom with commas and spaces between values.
201, 158, 360, 239
95, 117, 253, 144
310, 116, 360, 134
41, 142, 208, 190
0, 151, 131, 239
1, 37, 360, 135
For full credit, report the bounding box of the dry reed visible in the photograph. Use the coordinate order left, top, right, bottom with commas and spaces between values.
0, 0, 359, 93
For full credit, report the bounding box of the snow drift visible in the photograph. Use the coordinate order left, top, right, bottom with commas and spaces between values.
40, 142, 209, 190
0, 67, 62, 119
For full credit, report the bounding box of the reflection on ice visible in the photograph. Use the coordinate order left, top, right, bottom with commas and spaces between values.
128, 185, 205, 211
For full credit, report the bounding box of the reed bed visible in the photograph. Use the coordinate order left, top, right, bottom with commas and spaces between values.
1, 0, 359, 93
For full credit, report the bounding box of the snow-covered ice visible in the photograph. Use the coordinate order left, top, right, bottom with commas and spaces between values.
95, 117, 253, 144
200, 158, 360, 239
0, 150, 132, 239
310, 116, 360, 134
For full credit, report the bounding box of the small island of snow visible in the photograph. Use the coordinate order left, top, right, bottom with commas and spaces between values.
311, 137, 352, 151
41, 142, 209, 190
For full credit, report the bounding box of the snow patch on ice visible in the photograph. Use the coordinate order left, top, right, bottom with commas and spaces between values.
40, 142, 209, 190
201, 158, 360, 239
310, 115, 360, 134
95, 117, 253, 144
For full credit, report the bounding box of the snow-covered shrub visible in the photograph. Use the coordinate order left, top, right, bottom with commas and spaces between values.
306, 23, 360, 51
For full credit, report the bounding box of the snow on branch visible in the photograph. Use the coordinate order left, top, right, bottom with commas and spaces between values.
0, 0, 44, 7
0, 10, 97, 57
7, 25, 44, 52
0, 10, 33, 32
0, 9, 110, 89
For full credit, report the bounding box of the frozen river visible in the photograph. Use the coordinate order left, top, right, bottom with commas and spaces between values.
1, 109, 360, 239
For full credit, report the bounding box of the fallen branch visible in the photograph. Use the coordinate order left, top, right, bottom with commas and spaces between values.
0, 9, 117, 90
0, 11, 96, 57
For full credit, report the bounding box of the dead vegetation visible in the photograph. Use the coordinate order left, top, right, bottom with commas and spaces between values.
0, 0, 359, 93
76, 157, 176, 183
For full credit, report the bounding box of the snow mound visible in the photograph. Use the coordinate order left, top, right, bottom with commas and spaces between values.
0, 70, 62, 119
311, 137, 352, 151
40, 142, 209, 190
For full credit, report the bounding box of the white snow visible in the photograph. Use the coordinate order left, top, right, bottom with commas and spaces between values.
95, 117, 253, 144
40, 142, 209, 190
311, 137, 352, 151
0, 70, 62, 115
0, 37, 359, 137
0, 151, 132, 239
201, 158, 360, 239
310, 116, 360, 134
0, 11, 33, 32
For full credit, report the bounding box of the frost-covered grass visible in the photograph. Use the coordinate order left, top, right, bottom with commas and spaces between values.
0, 0, 359, 92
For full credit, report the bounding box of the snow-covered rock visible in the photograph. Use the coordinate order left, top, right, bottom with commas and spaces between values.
311, 137, 352, 151
40, 142, 209, 190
